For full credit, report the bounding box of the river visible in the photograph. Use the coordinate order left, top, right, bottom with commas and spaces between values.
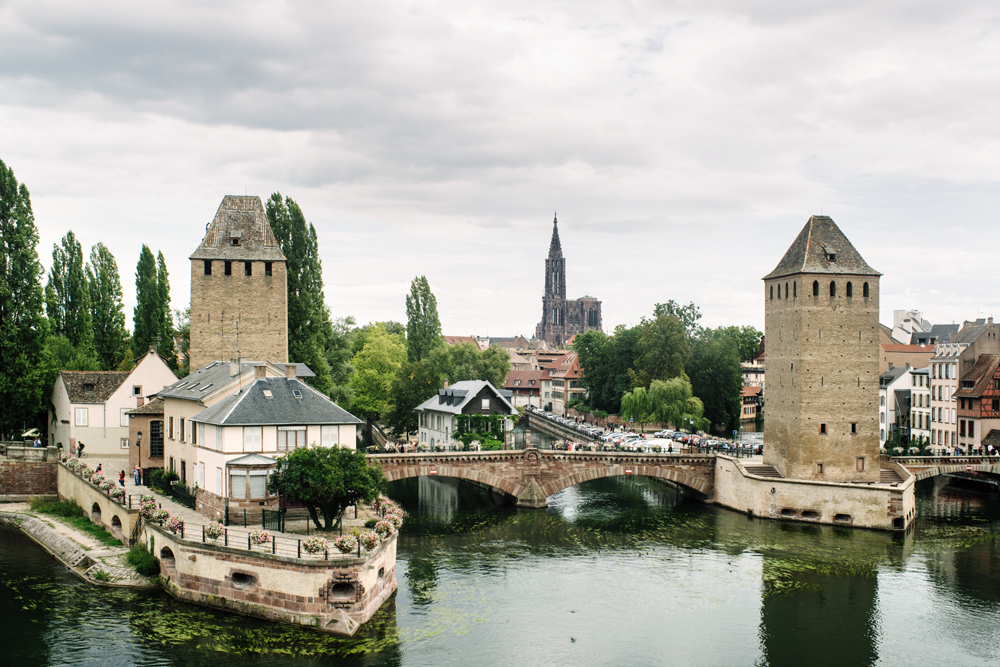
1, 475, 997, 666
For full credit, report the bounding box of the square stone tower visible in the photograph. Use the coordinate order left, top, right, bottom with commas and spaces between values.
762, 216, 881, 483
188, 196, 288, 370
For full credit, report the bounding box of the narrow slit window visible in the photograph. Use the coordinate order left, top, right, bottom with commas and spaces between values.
245, 261, 252, 276
846, 281, 853, 297
820, 423, 827, 435
224, 261, 232, 276
863, 282, 870, 298
813, 280, 819, 296
204, 260, 212, 275
830, 281, 836, 297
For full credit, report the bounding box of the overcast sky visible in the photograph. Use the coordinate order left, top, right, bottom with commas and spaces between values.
2, 1, 997, 339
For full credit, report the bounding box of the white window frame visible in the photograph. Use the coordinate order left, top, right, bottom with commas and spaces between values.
198, 462, 205, 489
243, 426, 263, 452
121, 438, 129, 449
277, 426, 306, 451
321, 425, 339, 447
215, 425, 222, 451
75, 408, 89, 426
216, 467, 223, 495
120, 408, 130, 427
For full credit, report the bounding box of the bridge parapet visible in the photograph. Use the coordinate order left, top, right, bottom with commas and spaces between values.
888, 455, 999, 481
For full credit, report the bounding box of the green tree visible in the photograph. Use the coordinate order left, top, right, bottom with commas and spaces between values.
385, 359, 441, 438
632, 313, 690, 388
326, 315, 357, 409
268, 446, 385, 531
719, 325, 763, 363
653, 300, 702, 340
620, 385, 655, 432
647, 376, 709, 432
45, 230, 94, 352
173, 307, 190, 377
349, 323, 406, 422
427, 342, 510, 389
266, 193, 335, 395
0, 159, 49, 439
405, 275, 443, 362
687, 328, 743, 433
573, 325, 641, 414
86, 243, 129, 370
155, 251, 178, 369
132, 245, 158, 358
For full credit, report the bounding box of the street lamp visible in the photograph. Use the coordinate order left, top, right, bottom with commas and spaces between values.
134, 430, 143, 485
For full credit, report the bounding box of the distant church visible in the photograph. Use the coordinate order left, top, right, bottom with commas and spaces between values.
534, 215, 602, 346
188, 196, 289, 370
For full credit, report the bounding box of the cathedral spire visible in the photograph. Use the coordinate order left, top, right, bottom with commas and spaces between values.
549, 212, 562, 257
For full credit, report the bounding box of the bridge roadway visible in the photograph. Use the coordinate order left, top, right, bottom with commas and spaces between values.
522, 411, 600, 445
370, 448, 715, 508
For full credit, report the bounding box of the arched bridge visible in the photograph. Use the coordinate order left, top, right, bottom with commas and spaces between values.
369, 448, 715, 508
890, 456, 999, 481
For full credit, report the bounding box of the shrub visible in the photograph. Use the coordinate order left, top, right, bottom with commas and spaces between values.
149, 468, 179, 493
333, 534, 358, 554
384, 512, 403, 530
92, 569, 111, 582
109, 487, 125, 501
364, 519, 377, 529
302, 536, 328, 554
126, 545, 160, 577
67, 459, 81, 471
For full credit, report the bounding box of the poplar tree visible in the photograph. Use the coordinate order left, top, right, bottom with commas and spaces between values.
0, 159, 48, 439
46, 230, 94, 351
266, 193, 334, 395
132, 245, 159, 358
405, 275, 443, 362
155, 251, 178, 369
86, 243, 129, 370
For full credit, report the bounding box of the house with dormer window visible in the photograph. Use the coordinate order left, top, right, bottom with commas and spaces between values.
416, 381, 516, 449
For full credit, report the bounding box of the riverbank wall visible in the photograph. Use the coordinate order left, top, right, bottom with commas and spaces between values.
713, 455, 915, 530
0, 511, 95, 570
143, 522, 398, 636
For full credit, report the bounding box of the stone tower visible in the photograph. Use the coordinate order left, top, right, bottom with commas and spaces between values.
188, 196, 288, 370
762, 216, 881, 483
535, 215, 602, 346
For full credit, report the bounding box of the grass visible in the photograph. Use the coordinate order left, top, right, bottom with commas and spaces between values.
29, 497, 123, 547
92, 569, 112, 582
126, 545, 160, 577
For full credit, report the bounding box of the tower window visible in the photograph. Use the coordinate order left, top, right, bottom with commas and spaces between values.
777, 284, 781, 299
793, 282, 796, 298
819, 423, 827, 435
785, 282, 789, 299
265, 261, 273, 276
770, 285, 773, 300
829, 281, 836, 297
244, 261, 252, 276
846, 282, 853, 297
224, 261, 232, 276
863, 282, 870, 298
813, 280, 819, 296
204, 260, 212, 275
826, 252, 836, 262
231, 237, 240, 246
851, 423, 857, 434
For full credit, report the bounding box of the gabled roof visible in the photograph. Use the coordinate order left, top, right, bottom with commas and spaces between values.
192, 377, 362, 426
950, 322, 994, 346
60, 371, 130, 403
189, 195, 286, 262
954, 354, 1000, 398
126, 396, 165, 416
504, 369, 550, 388
443, 335, 478, 346
415, 380, 516, 415
742, 386, 763, 397
983, 429, 1000, 449
227, 453, 277, 467
880, 366, 910, 386
551, 350, 582, 379
764, 216, 880, 280
158, 360, 313, 402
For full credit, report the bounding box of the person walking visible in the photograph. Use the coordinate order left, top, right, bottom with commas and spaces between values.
134, 465, 141, 485
119, 470, 126, 488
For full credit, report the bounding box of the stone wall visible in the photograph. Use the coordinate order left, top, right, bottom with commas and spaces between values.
713, 455, 914, 530
145, 523, 398, 636
0, 455, 58, 501
58, 463, 139, 543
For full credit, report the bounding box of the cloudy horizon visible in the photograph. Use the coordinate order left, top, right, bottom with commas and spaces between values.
3, 1, 997, 339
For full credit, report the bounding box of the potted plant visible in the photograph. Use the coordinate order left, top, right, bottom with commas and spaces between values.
109, 486, 125, 501
302, 536, 329, 554
359, 531, 380, 551
205, 521, 224, 540
249, 529, 270, 546
139, 500, 158, 520
333, 534, 358, 554
151, 508, 169, 524
374, 519, 394, 537
384, 512, 404, 530
165, 515, 184, 534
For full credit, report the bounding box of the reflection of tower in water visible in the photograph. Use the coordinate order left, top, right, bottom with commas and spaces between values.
418, 477, 460, 522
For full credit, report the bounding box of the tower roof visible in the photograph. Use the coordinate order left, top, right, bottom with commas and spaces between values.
190, 195, 286, 261
548, 213, 562, 257
763, 215, 880, 280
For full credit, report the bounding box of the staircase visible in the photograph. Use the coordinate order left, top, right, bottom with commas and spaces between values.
880, 468, 904, 484
743, 464, 782, 478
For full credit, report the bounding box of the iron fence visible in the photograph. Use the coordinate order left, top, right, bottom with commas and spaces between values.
171, 484, 196, 509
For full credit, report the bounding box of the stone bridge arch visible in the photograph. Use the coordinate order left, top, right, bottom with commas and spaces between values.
371, 449, 715, 509
891, 456, 999, 482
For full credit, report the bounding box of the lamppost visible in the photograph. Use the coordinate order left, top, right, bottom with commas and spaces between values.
134, 430, 143, 485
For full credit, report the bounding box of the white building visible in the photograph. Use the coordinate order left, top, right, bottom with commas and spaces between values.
416, 381, 516, 449
909, 367, 931, 449
879, 365, 912, 450
48, 347, 178, 455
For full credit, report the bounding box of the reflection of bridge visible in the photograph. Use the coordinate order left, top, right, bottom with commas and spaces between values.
370, 449, 715, 508
890, 456, 1000, 481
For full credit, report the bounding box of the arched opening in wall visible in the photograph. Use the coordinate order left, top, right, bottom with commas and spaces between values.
770, 285, 773, 300
780, 508, 797, 518
813, 281, 819, 296
830, 281, 837, 297
777, 284, 781, 299
328, 582, 357, 601
863, 282, 870, 298
378, 567, 385, 580
110, 515, 123, 540
785, 282, 789, 299
160, 547, 175, 568
231, 571, 258, 589
91, 503, 101, 522
801, 510, 819, 520
846, 282, 853, 298
793, 282, 797, 298
834, 514, 853, 524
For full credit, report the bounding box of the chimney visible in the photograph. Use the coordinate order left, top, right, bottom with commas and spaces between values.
285, 364, 297, 379
230, 358, 240, 376
149, 344, 157, 354
444, 379, 449, 389
136, 397, 145, 407
255, 364, 267, 380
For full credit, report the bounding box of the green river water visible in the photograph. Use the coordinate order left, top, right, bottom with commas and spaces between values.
1, 475, 997, 667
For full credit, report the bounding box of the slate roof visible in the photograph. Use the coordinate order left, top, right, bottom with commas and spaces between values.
158, 361, 313, 402
189, 195, 287, 262
954, 354, 1000, 398
126, 396, 165, 416
192, 377, 362, 426
911, 324, 960, 345
983, 429, 1000, 449
415, 380, 515, 415
60, 371, 130, 403
764, 216, 880, 280
880, 366, 910, 387
949, 323, 994, 346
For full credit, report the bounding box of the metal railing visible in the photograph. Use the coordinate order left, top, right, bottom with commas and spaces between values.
148, 517, 380, 562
